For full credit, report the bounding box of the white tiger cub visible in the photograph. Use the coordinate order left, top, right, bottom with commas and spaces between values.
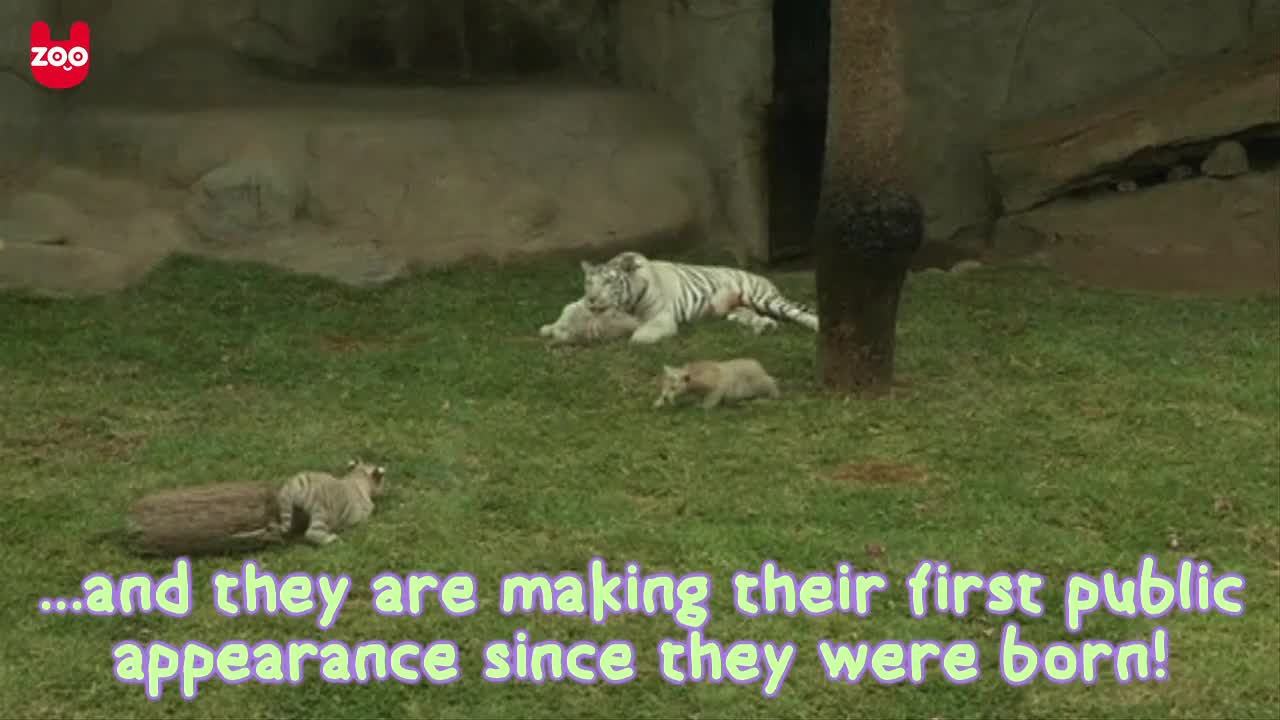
653, 358, 781, 409
540, 287, 744, 345
580, 252, 819, 344
275, 460, 387, 546
539, 298, 642, 345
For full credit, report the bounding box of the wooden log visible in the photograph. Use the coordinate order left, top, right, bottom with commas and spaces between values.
987, 38, 1280, 214
126, 481, 291, 557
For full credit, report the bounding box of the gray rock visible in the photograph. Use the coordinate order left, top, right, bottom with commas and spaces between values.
988, 41, 1279, 213
0, 70, 54, 178
183, 151, 305, 247
0, 218, 67, 245
1254, 0, 1280, 31
995, 169, 1280, 258
2, 191, 89, 245
1200, 140, 1251, 177
0, 241, 162, 296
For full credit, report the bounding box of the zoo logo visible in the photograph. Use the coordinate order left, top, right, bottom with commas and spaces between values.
29, 21, 90, 90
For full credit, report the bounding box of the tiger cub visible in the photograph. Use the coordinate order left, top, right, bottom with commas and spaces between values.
275, 460, 387, 546
653, 358, 781, 409
540, 288, 743, 346
540, 298, 643, 345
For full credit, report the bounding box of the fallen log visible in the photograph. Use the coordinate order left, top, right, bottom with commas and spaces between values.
125, 480, 293, 557
987, 36, 1280, 214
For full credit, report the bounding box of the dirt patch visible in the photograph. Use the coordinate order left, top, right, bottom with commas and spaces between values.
1029, 245, 1280, 297
318, 335, 378, 353
828, 460, 929, 487
1243, 524, 1280, 573
3, 416, 146, 465
315, 334, 416, 353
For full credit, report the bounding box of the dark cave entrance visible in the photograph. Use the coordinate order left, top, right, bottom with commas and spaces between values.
765, 0, 829, 264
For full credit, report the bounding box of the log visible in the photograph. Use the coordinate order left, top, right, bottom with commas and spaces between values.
987, 38, 1280, 214
126, 480, 291, 557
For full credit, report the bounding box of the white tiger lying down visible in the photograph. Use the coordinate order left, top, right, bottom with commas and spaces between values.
578, 252, 819, 344
540, 285, 744, 345
274, 460, 387, 546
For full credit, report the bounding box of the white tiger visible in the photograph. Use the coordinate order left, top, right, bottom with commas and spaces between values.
579, 252, 819, 344
540, 285, 744, 345
275, 460, 387, 546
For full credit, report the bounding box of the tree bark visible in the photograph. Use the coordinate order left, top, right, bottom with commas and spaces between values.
816, 0, 924, 392
126, 481, 289, 557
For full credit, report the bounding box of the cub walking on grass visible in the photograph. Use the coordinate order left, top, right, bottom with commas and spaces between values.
275, 460, 387, 546
654, 358, 781, 409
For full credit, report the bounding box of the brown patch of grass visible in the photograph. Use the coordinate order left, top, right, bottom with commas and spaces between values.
315, 333, 424, 353
2, 415, 145, 465
624, 491, 686, 520
828, 459, 929, 486
317, 335, 379, 353
1243, 524, 1280, 574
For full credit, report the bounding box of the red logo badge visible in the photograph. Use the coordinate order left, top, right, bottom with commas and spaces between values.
29, 21, 90, 90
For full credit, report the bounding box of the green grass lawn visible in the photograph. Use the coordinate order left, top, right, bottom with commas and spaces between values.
1, 255, 1277, 719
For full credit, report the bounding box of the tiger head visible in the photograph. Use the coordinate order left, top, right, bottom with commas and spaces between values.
346, 459, 388, 497
655, 364, 693, 407
580, 252, 648, 313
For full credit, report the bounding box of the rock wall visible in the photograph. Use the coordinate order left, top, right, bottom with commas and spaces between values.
56, 0, 616, 81
900, 0, 1280, 250
617, 0, 774, 264
0, 0, 59, 183
1, 1, 726, 296
1, 0, 1277, 297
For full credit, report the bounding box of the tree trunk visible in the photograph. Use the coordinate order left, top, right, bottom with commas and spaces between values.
815, 0, 924, 392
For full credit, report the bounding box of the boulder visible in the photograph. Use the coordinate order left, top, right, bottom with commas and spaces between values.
993, 169, 1280, 259
0, 241, 161, 296
1200, 140, 1251, 177
2, 191, 91, 245
183, 148, 306, 247
987, 40, 1280, 213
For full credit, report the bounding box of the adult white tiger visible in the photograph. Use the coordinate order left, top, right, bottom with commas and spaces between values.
579, 252, 819, 344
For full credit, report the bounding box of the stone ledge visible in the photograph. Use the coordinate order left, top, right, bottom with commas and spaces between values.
987, 37, 1280, 214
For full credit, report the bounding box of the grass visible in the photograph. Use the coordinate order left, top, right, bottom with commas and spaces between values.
1, 254, 1277, 719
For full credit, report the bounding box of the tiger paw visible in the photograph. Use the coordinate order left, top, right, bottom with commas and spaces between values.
752, 318, 779, 335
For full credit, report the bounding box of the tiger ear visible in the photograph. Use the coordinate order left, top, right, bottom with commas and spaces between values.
616, 254, 639, 274
372, 465, 386, 481
347, 458, 358, 469
580, 260, 595, 273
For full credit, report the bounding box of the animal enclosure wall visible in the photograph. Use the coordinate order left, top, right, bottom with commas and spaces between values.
897, 0, 1280, 265
1, 0, 1278, 297
0, 0, 776, 296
